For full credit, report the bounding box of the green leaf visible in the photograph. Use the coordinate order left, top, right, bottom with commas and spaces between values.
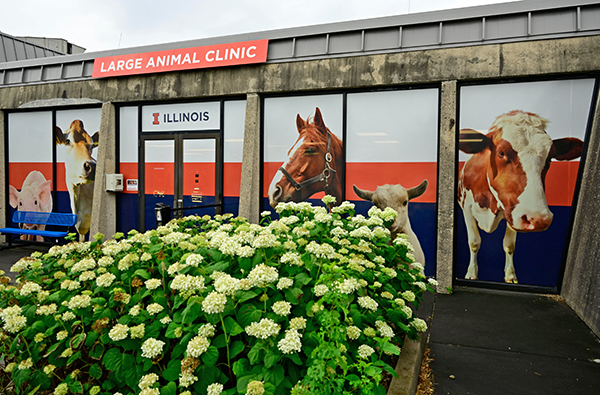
162, 358, 181, 381
71, 333, 86, 349
102, 348, 122, 371
89, 363, 103, 379
165, 322, 182, 339
201, 346, 219, 367
294, 272, 312, 286
284, 288, 303, 305
235, 289, 260, 303
172, 333, 193, 359
236, 303, 262, 327
232, 358, 250, 377
382, 341, 400, 356
148, 243, 163, 254
264, 350, 279, 369
239, 257, 252, 272
223, 316, 244, 336
204, 260, 228, 274
134, 269, 151, 280
181, 300, 202, 324
161, 381, 177, 395
263, 364, 285, 387
248, 342, 263, 365
89, 343, 105, 359
229, 340, 245, 359
85, 331, 99, 347
68, 380, 83, 394
67, 350, 82, 366
12, 368, 31, 389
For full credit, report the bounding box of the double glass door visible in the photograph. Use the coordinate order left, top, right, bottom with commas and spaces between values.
140, 132, 222, 231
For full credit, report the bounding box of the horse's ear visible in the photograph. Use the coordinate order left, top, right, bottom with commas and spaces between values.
296, 114, 307, 133
314, 107, 327, 134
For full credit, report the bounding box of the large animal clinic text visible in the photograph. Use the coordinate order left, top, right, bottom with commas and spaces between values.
92, 39, 268, 78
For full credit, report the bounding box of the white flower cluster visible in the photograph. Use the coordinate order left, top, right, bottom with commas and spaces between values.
202, 292, 227, 314
35, 304, 57, 316
141, 338, 165, 359
207, 383, 224, 395
118, 253, 139, 271
272, 301, 292, 316
336, 278, 362, 295
331, 201, 355, 213
96, 272, 116, 288
198, 323, 216, 338
346, 325, 361, 340
306, 241, 336, 260
68, 294, 92, 310
0, 305, 27, 334
147, 303, 164, 315
171, 274, 206, 293
71, 258, 96, 273
60, 279, 81, 291
357, 296, 379, 311
213, 272, 241, 295
375, 320, 395, 338
277, 277, 294, 290
162, 232, 191, 245
145, 279, 162, 290
245, 380, 265, 395
186, 335, 210, 357
289, 317, 307, 330
251, 232, 279, 249
402, 290, 416, 302
109, 324, 129, 341
245, 318, 281, 339
349, 226, 374, 240
277, 329, 302, 354
411, 318, 428, 332
314, 284, 329, 297
358, 344, 375, 359
280, 252, 303, 266
139, 373, 159, 390
247, 264, 278, 288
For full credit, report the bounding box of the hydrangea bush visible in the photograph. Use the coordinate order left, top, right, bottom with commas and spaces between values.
0, 197, 435, 395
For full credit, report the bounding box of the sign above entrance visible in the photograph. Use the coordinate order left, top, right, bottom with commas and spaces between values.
142, 102, 221, 132
92, 39, 269, 78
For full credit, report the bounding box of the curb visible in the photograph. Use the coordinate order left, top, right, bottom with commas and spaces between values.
387, 291, 435, 395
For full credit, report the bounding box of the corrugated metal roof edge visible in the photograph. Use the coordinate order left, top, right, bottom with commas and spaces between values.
1, 0, 598, 70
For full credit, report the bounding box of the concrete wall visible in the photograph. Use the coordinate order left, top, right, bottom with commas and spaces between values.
1, 34, 599, 335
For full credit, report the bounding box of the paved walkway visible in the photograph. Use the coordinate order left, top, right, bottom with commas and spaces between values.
428, 288, 600, 395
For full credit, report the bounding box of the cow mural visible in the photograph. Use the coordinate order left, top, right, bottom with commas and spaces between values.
458, 110, 583, 283
55, 120, 99, 241
268, 107, 343, 208
9, 170, 53, 241
353, 180, 428, 267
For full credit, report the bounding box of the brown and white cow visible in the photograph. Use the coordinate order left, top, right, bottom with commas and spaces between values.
55, 120, 99, 241
458, 110, 583, 283
353, 180, 428, 268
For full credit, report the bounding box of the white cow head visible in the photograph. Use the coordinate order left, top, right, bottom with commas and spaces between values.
55, 120, 99, 185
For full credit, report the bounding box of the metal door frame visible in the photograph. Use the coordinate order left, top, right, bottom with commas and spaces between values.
139, 131, 223, 230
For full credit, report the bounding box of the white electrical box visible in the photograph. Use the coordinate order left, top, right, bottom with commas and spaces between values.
105, 174, 124, 192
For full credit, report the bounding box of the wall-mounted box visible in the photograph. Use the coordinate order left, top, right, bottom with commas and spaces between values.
105, 174, 124, 192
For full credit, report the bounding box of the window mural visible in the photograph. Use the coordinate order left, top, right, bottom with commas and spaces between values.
457, 79, 596, 287
263, 90, 439, 276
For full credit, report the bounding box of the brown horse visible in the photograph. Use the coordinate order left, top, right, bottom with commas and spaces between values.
268, 107, 343, 208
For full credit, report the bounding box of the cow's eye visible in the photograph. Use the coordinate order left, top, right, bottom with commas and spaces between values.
403, 201, 408, 206
65, 139, 71, 145
19, 202, 22, 206
34, 200, 38, 205
498, 151, 506, 159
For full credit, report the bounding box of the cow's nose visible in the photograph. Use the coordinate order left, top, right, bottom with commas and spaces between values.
521, 213, 553, 231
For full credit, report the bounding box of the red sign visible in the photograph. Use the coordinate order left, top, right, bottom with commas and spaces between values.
92, 39, 269, 78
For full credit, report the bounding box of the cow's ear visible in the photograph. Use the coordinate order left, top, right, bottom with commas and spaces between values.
407, 179, 428, 201
313, 107, 327, 135
91, 132, 100, 147
353, 185, 374, 202
552, 137, 583, 161
55, 126, 66, 145
9, 185, 19, 208
459, 129, 491, 154
296, 114, 307, 133
37, 180, 53, 208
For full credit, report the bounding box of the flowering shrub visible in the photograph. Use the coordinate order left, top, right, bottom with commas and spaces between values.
0, 197, 435, 395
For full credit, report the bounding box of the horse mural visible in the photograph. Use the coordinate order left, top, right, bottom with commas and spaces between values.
268, 107, 343, 208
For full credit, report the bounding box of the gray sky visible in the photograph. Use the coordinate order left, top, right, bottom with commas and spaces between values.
2, 0, 520, 53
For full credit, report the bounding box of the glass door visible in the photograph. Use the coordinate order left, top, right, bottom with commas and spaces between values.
140, 133, 222, 231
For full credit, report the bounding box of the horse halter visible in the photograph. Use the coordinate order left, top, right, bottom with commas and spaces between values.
279, 131, 337, 191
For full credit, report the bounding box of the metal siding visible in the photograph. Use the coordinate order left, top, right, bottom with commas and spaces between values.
485, 14, 528, 39
402, 23, 440, 48
62, 62, 83, 79
266, 39, 294, 59
2, 36, 17, 62
581, 4, 600, 30
442, 19, 483, 44
531, 8, 577, 35
4, 69, 22, 84
41, 64, 62, 80
329, 31, 362, 54
364, 27, 400, 51
23, 67, 42, 83
294, 35, 327, 57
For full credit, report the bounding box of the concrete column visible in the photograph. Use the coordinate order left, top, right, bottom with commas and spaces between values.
238, 93, 261, 224
436, 81, 458, 294
90, 102, 117, 239
561, 91, 600, 338
0, 110, 5, 243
